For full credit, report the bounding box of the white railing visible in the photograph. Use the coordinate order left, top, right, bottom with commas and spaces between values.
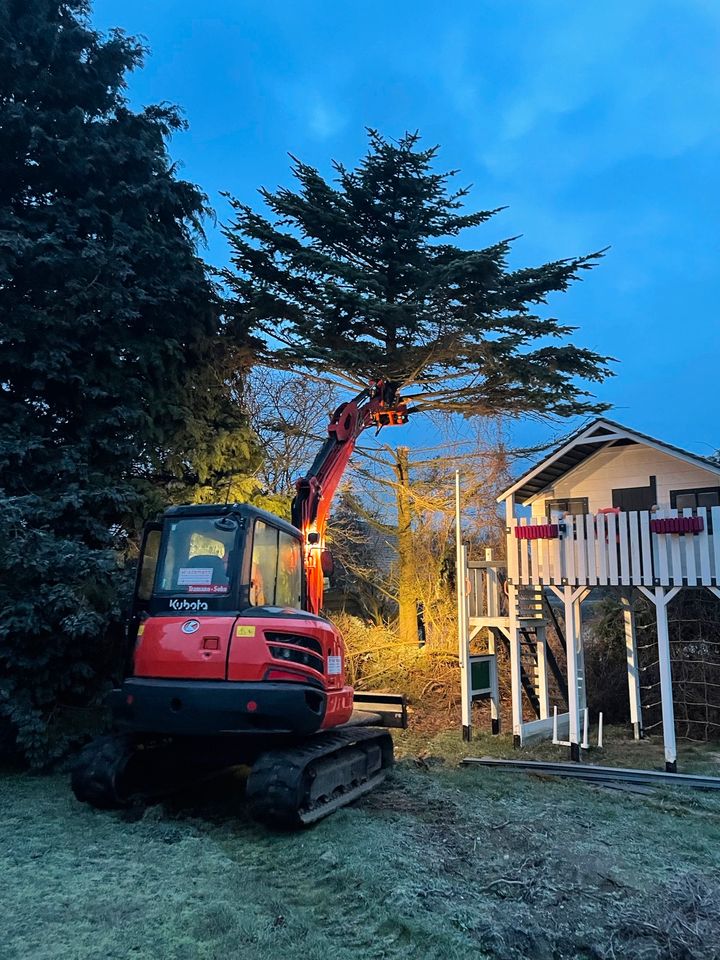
508, 507, 720, 588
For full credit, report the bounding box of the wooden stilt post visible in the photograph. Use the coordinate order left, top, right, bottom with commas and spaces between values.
621, 590, 643, 740
575, 599, 587, 716
455, 472, 472, 742
655, 586, 678, 772
487, 630, 500, 735
563, 585, 580, 761
639, 585, 680, 772
535, 623, 550, 721
555, 584, 589, 762
505, 495, 522, 746
509, 622, 523, 747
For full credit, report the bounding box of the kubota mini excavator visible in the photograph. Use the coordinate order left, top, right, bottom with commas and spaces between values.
72, 381, 409, 826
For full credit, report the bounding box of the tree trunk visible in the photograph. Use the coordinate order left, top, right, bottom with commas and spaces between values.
394, 446, 418, 646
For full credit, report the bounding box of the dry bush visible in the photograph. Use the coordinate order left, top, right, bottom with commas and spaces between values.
334, 612, 463, 721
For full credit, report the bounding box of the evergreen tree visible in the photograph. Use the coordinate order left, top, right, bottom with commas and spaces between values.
222, 130, 612, 417
0, 0, 257, 761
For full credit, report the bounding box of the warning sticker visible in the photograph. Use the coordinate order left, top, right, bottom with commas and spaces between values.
236, 625, 256, 637
178, 567, 213, 586
327, 655, 342, 675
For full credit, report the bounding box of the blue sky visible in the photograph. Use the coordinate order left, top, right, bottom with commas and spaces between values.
94, 0, 720, 457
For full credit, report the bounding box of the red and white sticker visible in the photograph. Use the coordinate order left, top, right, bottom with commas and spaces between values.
188, 584, 228, 594
178, 567, 213, 585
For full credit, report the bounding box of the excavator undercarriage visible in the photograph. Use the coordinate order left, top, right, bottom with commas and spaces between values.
72, 718, 398, 828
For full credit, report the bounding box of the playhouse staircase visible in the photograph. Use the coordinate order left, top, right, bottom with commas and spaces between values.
494, 586, 569, 717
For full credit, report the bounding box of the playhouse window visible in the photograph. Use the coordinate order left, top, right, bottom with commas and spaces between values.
545, 497, 588, 517
670, 487, 720, 512
670, 487, 720, 534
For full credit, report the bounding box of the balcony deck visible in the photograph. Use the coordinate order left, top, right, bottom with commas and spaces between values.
507, 507, 720, 588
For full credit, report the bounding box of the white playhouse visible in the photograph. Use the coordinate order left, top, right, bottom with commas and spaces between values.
457, 418, 720, 771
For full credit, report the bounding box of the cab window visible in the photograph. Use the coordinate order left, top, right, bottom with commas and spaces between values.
157, 518, 237, 594
250, 521, 302, 608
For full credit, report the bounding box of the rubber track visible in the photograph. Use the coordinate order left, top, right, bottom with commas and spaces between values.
246, 726, 393, 828
71, 734, 135, 809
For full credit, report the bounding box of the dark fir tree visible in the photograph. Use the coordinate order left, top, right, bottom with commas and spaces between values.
222, 130, 612, 417
0, 0, 257, 761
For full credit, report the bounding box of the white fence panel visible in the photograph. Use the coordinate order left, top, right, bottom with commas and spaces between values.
618, 511, 631, 586
683, 508, 697, 584
697, 507, 711, 584
606, 512, 619, 585
585, 514, 597, 585
640, 511, 653, 586
669, 509, 683, 586
596, 513, 608, 583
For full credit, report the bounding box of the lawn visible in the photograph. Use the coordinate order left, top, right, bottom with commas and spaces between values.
2, 729, 720, 960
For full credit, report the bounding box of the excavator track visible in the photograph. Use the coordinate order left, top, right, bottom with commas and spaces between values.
71, 734, 136, 808
71, 734, 228, 808
72, 726, 395, 827
246, 726, 394, 828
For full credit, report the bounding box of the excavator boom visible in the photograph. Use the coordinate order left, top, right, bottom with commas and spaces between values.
292, 380, 408, 613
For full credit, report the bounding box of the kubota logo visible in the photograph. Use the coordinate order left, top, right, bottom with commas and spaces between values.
181, 619, 200, 634
169, 599, 209, 612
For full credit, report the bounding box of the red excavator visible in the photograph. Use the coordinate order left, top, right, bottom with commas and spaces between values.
72, 381, 409, 826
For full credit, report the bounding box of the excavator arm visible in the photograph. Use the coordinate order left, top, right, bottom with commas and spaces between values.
291, 380, 409, 614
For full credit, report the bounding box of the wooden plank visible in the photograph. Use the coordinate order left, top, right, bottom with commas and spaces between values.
683, 508, 697, 585
697, 507, 711, 585
550, 522, 562, 585
535, 517, 550, 583
529, 522, 541, 585
585, 513, 597, 586
507, 521, 519, 586
519, 518, 529, 585
618, 511, 630, 585
712, 508, 720, 585
565, 516, 576, 585
669, 509, 682, 586
596, 512, 608, 584
640, 511, 653, 586
575, 513, 587, 584
656, 510, 669, 585
607, 512, 619, 585
628, 511, 642, 585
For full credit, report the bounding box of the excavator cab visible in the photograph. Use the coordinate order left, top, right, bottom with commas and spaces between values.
131, 504, 305, 623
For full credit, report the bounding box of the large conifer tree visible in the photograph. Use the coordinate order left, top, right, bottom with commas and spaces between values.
222, 130, 612, 417
0, 0, 256, 760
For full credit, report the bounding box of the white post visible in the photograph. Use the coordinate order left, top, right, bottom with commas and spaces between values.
575, 600, 587, 716
553, 704, 558, 743
509, 626, 523, 746
655, 586, 677, 772
505, 496, 523, 746
535, 624, 550, 720
456, 472, 472, 741
598, 712, 604, 749
621, 591, 643, 740
488, 631, 500, 735
563, 585, 581, 761
581, 707, 589, 749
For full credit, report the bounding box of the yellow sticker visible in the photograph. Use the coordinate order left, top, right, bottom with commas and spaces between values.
236, 625, 256, 637
137, 624, 145, 636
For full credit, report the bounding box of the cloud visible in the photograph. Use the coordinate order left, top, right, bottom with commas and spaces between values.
432, 1, 720, 183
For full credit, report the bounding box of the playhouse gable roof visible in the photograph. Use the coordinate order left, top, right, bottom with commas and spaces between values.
498, 418, 720, 505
